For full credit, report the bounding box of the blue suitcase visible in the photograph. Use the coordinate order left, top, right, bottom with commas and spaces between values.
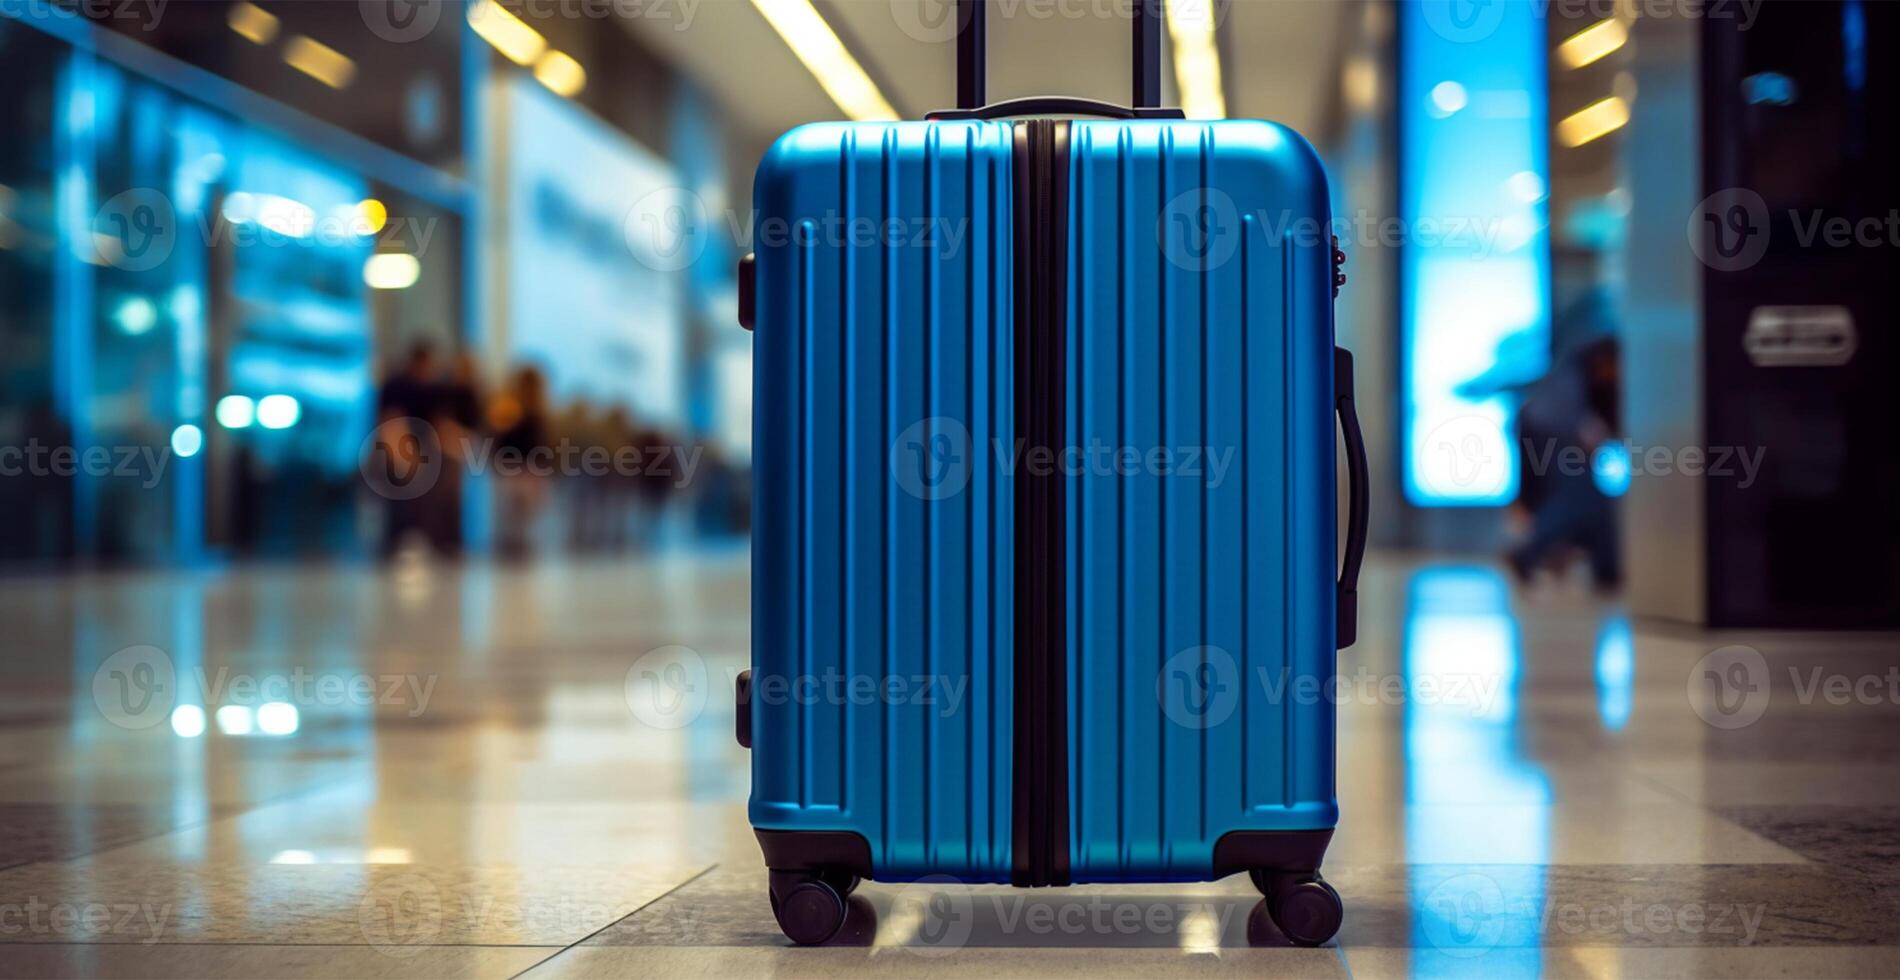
736, 0, 1368, 946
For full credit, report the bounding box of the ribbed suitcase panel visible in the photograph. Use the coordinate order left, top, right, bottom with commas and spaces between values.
750, 122, 1016, 881
1066, 120, 1340, 882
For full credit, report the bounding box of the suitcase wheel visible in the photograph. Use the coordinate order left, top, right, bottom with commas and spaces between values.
767, 869, 857, 945
1251, 870, 1343, 947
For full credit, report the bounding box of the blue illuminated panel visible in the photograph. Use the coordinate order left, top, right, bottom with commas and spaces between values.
1400, 1, 1551, 506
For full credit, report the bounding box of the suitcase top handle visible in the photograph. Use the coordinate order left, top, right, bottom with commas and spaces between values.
938, 0, 1174, 117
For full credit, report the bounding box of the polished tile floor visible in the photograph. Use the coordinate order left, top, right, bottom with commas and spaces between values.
1, 552, 1897, 978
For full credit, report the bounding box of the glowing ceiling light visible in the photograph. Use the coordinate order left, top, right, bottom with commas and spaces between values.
254, 194, 315, 238
227, 1, 279, 45
1557, 95, 1630, 147
283, 35, 357, 89
533, 49, 587, 98
750, 0, 899, 122
216, 394, 256, 429
257, 701, 300, 735
221, 191, 256, 225
256, 394, 301, 429
113, 295, 158, 335
364, 253, 421, 290
215, 704, 255, 735
468, 0, 547, 67
1166, 0, 1225, 119
1507, 170, 1547, 203
356, 198, 388, 235
170, 704, 206, 738
1556, 18, 1628, 70
1429, 80, 1468, 117
170, 424, 204, 458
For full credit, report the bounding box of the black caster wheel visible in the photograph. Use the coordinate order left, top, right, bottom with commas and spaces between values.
774, 879, 847, 945
818, 869, 861, 897
1265, 876, 1342, 947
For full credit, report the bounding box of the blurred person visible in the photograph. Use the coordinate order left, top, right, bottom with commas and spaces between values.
1507, 320, 1622, 590
427, 350, 486, 558
373, 343, 442, 560
488, 364, 550, 562
557, 399, 615, 554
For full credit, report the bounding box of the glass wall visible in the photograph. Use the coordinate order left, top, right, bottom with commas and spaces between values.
0, 14, 466, 566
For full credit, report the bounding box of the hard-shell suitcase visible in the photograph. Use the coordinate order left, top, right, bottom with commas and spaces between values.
737, 0, 1369, 947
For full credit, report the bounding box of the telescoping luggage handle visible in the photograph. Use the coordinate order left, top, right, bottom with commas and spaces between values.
925, 0, 1187, 120
1335, 347, 1368, 650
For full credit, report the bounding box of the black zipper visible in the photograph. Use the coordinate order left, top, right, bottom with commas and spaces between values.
1010, 118, 1071, 888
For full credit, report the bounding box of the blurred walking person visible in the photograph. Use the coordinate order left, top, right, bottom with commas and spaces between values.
1508, 331, 1622, 590
428, 350, 485, 558
373, 343, 442, 560
489, 364, 551, 562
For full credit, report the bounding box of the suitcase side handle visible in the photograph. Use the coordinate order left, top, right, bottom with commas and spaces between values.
948, 0, 1169, 113
1335, 346, 1368, 650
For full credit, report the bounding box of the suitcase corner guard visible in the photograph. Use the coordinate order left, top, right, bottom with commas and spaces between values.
1210, 828, 1335, 880
755, 828, 875, 879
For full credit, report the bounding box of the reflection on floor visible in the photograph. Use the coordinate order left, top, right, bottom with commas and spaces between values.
0, 552, 1897, 978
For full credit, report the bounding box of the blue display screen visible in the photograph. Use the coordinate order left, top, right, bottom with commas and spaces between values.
1400, 0, 1552, 506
